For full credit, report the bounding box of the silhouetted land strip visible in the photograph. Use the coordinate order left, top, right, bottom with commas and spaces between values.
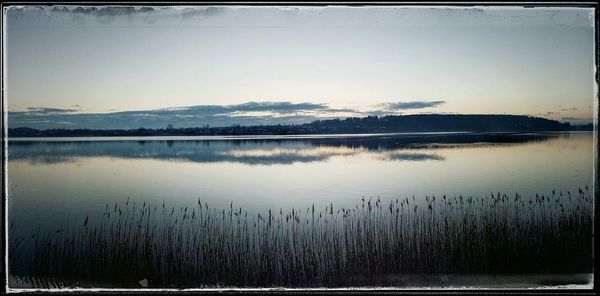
9, 187, 593, 288
8, 114, 592, 137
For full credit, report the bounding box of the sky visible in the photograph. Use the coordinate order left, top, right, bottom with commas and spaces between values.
4, 5, 597, 129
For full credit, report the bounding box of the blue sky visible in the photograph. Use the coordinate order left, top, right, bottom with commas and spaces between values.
4, 5, 596, 129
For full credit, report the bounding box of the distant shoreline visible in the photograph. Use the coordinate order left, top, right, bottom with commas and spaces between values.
4, 130, 593, 142
6, 114, 594, 138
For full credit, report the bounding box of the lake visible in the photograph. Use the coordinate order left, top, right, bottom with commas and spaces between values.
7, 131, 594, 238
6, 131, 595, 287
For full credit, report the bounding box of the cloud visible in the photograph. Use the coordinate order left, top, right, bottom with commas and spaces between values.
220, 101, 328, 114
538, 111, 558, 116
8, 101, 362, 130
145, 101, 335, 116
25, 107, 80, 114
378, 100, 446, 111
7, 100, 456, 129
363, 100, 446, 116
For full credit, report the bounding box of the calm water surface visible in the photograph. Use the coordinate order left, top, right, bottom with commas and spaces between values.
7, 132, 594, 237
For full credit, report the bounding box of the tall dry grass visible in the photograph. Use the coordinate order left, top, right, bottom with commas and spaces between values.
9, 187, 593, 287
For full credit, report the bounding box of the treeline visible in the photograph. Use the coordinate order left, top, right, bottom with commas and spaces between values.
7, 114, 586, 137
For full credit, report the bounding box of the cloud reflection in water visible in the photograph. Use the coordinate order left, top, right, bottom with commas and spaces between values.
8, 133, 560, 165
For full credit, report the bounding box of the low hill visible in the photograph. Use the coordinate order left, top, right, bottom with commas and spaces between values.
7, 114, 574, 137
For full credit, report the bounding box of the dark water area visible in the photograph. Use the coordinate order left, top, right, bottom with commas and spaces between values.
6, 131, 595, 288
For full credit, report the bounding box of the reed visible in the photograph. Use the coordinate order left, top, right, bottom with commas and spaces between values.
9, 187, 593, 288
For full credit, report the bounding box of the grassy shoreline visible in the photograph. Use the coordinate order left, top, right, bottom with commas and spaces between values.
9, 188, 593, 288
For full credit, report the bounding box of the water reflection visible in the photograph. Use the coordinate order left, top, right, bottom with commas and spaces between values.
7, 132, 593, 252
379, 152, 446, 161
8, 132, 561, 165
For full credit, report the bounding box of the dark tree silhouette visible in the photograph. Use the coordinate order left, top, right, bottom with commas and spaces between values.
8, 114, 581, 137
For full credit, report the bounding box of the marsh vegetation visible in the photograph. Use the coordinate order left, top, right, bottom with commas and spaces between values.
8, 186, 593, 288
